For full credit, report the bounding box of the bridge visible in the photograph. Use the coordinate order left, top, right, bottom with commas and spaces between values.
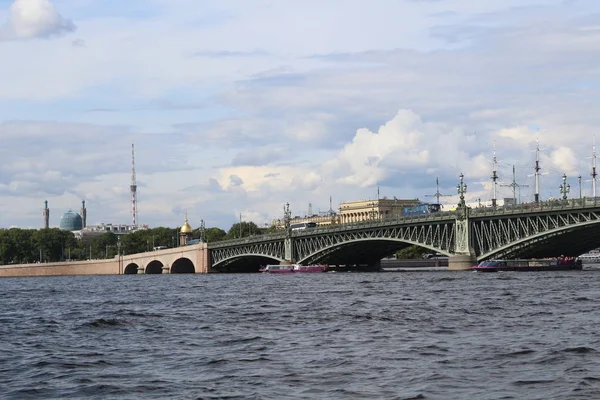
2, 198, 600, 277
209, 198, 600, 272
0, 243, 209, 277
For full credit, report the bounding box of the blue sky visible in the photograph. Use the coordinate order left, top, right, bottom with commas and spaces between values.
1, 0, 600, 230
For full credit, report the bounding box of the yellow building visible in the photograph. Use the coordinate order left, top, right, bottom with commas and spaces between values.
338, 198, 421, 223
271, 197, 422, 228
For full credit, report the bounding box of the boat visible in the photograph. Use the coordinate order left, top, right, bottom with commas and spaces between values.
259, 265, 295, 273
472, 258, 582, 272
578, 249, 600, 264
292, 264, 328, 273
259, 264, 328, 273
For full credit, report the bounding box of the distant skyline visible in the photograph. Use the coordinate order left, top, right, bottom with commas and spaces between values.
1, 0, 600, 230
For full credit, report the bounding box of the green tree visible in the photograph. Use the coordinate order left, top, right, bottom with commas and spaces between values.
263, 225, 279, 234
203, 227, 227, 243
225, 221, 262, 240
395, 245, 430, 260
31, 228, 76, 262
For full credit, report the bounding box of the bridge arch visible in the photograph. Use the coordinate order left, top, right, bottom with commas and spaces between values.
480, 220, 600, 261
124, 263, 139, 275
171, 258, 195, 274
212, 254, 286, 273
297, 238, 448, 265
145, 260, 163, 274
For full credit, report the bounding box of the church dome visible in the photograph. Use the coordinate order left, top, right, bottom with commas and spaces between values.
180, 218, 193, 233
59, 210, 83, 231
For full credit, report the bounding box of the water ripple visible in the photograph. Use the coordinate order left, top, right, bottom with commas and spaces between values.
1, 271, 600, 399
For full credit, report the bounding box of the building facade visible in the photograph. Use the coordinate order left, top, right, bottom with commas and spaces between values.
271, 197, 424, 228
338, 198, 421, 223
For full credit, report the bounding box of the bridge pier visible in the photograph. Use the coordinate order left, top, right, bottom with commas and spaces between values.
137, 266, 145, 274
162, 264, 170, 274
448, 254, 476, 271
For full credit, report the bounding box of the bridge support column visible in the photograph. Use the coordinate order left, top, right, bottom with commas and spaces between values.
284, 236, 295, 264
162, 264, 170, 274
450, 198, 476, 271
448, 254, 477, 271
137, 266, 145, 274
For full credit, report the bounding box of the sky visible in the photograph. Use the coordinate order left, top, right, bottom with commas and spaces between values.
1, 0, 600, 230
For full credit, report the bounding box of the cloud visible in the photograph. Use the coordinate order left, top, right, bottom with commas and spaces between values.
2, 0, 600, 229
0, 0, 75, 41
228, 175, 244, 187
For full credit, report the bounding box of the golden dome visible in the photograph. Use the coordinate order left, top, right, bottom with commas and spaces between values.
180, 218, 193, 233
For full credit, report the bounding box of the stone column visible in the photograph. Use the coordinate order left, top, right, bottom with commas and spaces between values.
449, 175, 477, 270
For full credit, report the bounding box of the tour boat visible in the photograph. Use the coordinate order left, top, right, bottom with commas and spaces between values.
472, 258, 582, 272
292, 264, 328, 273
259, 265, 295, 273
578, 249, 600, 264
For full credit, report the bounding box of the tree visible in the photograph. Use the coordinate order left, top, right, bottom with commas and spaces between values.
225, 221, 262, 240
395, 245, 430, 260
263, 225, 279, 234
204, 227, 226, 243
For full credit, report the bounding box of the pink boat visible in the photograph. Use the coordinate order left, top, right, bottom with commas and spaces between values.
293, 264, 328, 273
259, 265, 295, 273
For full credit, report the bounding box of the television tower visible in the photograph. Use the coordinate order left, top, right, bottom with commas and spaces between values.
130, 143, 138, 226
592, 137, 597, 198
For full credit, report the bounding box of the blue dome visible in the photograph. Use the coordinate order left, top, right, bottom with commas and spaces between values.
59, 211, 83, 231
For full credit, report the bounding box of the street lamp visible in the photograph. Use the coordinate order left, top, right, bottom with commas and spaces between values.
559, 174, 570, 201
456, 173, 467, 207
578, 175, 582, 199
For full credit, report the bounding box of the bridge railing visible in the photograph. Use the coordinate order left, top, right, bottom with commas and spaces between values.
208, 197, 600, 248
209, 211, 456, 247
208, 232, 287, 248
468, 197, 600, 217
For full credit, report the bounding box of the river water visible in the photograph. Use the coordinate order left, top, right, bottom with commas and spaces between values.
2, 269, 600, 399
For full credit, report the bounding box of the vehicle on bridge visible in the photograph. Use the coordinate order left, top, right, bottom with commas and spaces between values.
472, 258, 582, 273
291, 222, 318, 231
403, 203, 441, 216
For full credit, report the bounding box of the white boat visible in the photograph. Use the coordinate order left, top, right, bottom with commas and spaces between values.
259, 265, 294, 273
578, 249, 600, 264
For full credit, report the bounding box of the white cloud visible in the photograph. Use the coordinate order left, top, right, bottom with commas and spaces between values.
1, 0, 600, 229
0, 0, 75, 40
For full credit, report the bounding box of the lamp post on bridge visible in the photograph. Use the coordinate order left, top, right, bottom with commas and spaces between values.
578, 175, 582, 199
456, 173, 467, 208
559, 174, 570, 201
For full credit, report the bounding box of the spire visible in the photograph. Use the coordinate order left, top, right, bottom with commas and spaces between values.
80, 199, 87, 228
43, 200, 49, 229
130, 143, 138, 226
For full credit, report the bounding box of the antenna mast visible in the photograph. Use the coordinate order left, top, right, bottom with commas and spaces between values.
534, 138, 541, 203
491, 142, 499, 207
501, 165, 528, 205
130, 143, 138, 226
593, 137, 597, 198
426, 177, 452, 205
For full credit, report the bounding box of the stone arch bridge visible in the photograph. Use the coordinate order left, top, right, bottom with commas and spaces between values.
0, 243, 209, 277
209, 199, 600, 272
